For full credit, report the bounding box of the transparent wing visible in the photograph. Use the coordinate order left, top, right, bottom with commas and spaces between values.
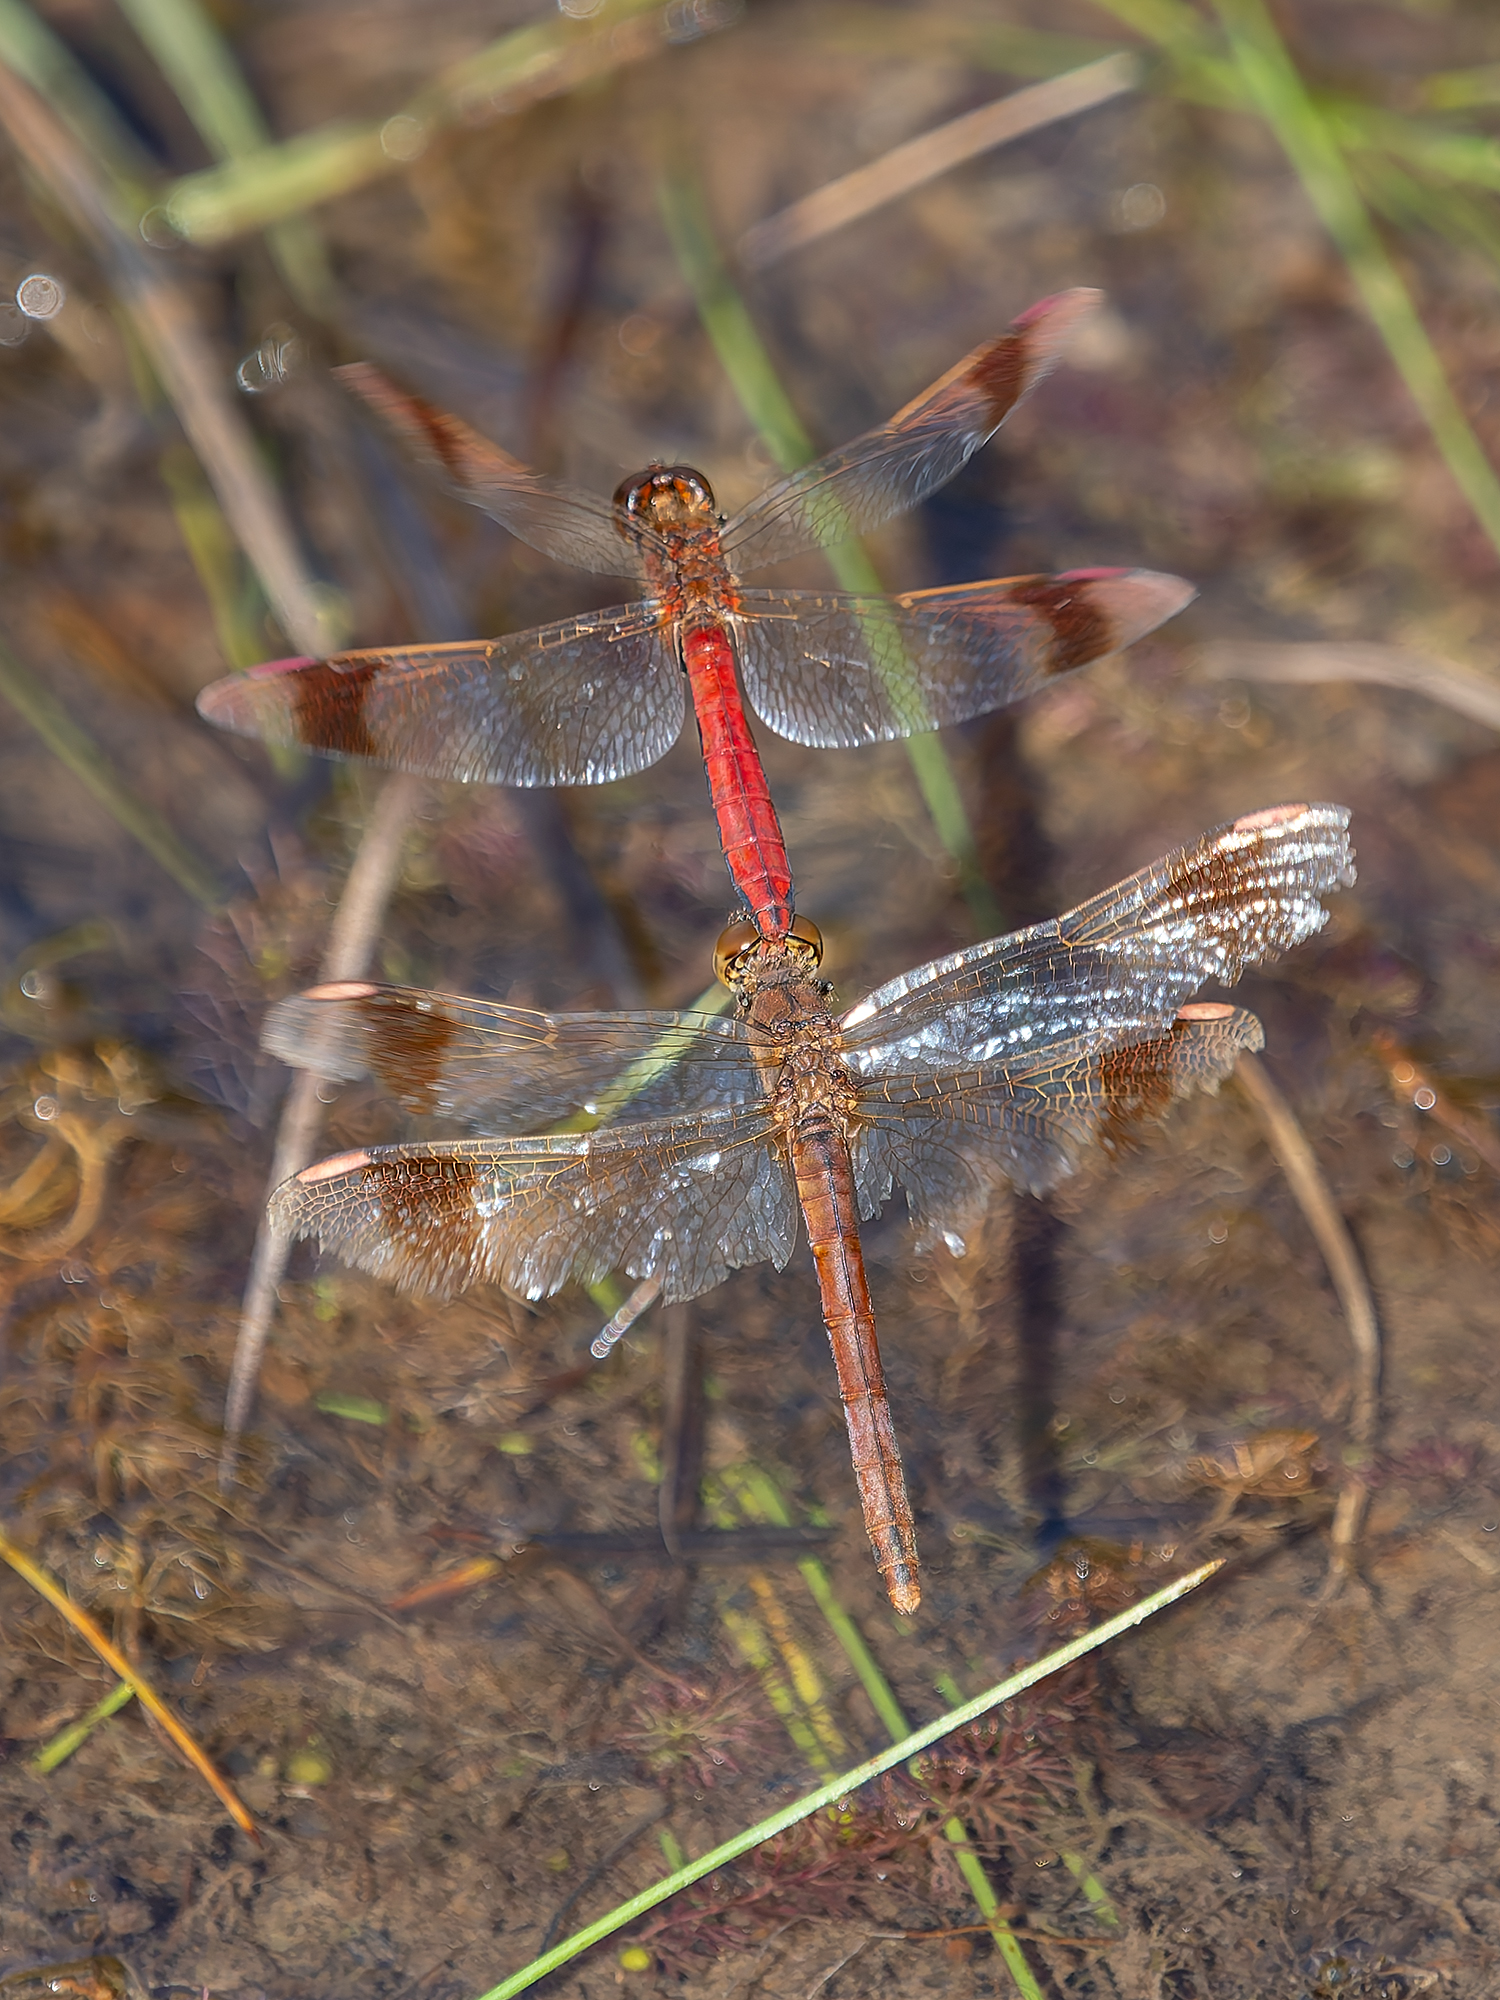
271, 1106, 797, 1305
339, 362, 652, 580
734, 570, 1195, 747
262, 982, 764, 1130
196, 604, 684, 787
853, 1004, 1264, 1242
719, 289, 1100, 574
842, 805, 1355, 1076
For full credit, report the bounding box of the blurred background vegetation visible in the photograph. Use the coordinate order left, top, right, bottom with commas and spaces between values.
2, 2, 1500, 1996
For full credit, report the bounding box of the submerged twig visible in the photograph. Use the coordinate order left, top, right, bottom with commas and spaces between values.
221, 771, 425, 1464
1198, 639, 1500, 732
1233, 1053, 1380, 1582
740, 53, 1141, 268
0, 1524, 257, 1838
0, 57, 426, 1466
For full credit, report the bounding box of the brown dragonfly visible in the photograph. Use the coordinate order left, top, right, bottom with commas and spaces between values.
197, 289, 1193, 939
262, 804, 1353, 1613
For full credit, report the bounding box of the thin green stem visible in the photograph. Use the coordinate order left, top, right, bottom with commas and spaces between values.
116, 0, 333, 312
1211, 0, 1500, 564
32, 1679, 135, 1772
656, 166, 1000, 935
469, 1561, 1222, 1999
0, 636, 223, 909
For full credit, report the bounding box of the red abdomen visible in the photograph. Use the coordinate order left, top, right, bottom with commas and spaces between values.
681, 622, 793, 940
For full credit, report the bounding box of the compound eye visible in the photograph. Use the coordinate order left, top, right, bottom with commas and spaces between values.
788, 915, 823, 967
713, 920, 760, 986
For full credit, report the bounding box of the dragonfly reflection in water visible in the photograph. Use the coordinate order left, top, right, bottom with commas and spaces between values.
264, 805, 1354, 1613
197, 289, 1193, 939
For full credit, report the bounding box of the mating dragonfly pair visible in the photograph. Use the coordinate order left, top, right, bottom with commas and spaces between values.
200, 291, 1355, 1614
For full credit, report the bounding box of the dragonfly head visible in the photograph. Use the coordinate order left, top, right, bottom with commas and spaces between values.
714, 915, 824, 988
613, 464, 719, 534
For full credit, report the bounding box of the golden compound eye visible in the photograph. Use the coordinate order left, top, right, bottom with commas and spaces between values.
713, 920, 760, 985
788, 915, 824, 966
713, 915, 825, 985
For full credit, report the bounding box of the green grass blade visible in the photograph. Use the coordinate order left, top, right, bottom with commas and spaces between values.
470, 1560, 1222, 1998
1211, 0, 1500, 565
31, 1679, 136, 1772
0, 0, 155, 200
0, 636, 223, 909
164, 0, 665, 244
115, 0, 333, 311
656, 166, 1001, 936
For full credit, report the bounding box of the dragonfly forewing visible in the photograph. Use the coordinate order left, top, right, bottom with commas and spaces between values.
338, 362, 653, 580
839, 804, 1354, 1074
718, 288, 1101, 574
262, 982, 765, 1129
197, 607, 682, 786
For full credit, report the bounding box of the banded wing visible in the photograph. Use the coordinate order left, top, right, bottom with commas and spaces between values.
272, 1106, 797, 1304
719, 289, 1100, 575
840, 804, 1355, 1077
262, 982, 764, 1130
733, 569, 1195, 747
338, 363, 652, 580
196, 605, 683, 787
851, 1004, 1263, 1242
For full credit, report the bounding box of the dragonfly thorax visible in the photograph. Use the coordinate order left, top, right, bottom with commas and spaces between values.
613, 465, 719, 533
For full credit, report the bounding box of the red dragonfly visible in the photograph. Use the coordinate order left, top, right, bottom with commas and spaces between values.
197, 289, 1193, 939
260, 804, 1353, 1613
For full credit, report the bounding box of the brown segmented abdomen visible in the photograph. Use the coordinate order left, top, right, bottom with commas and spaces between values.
788, 1115, 920, 1615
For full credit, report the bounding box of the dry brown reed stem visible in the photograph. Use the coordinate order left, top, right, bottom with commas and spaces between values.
1233, 1052, 1381, 1572
738, 53, 1141, 269
0, 1523, 258, 1839
1198, 638, 1500, 731
0, 66, 423, 1460
221, 772, 424, 1459
0, 64, 341, 660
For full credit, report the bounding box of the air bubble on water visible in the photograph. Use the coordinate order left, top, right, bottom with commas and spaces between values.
33, 1095, 58, 1121
139, 207, 181, 247
1392, 1146, 1414, 1169
1413, 1086, 1437, 1111
1431, 1144, 1452, 1167
17, 273, 64, 320
1207, 1220, 1228, 1244
237, 325, 304, 395
379, 114, 427, 161
1109, 182, 1166, 232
